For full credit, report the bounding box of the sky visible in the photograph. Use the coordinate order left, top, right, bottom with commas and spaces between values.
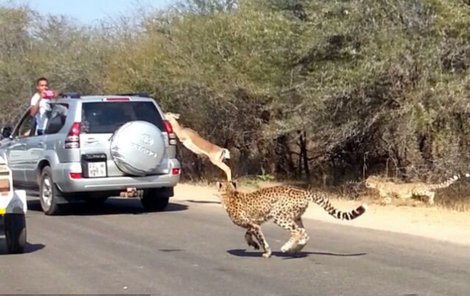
1, 0, 172, 24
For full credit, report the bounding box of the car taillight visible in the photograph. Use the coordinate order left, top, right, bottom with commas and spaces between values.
171, 168, 180, 175
69, 172, 81, 179
163, 120, 177, 145
163, 120, 173, 134
65, 122, 80, 149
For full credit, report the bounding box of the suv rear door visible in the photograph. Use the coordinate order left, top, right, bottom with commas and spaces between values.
79, 99, 169, 177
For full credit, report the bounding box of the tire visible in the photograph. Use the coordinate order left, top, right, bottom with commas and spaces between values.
140, 188, 171, 212
39, 166, 63, 215
4, 213, 27, 254
110, 121, 165, 176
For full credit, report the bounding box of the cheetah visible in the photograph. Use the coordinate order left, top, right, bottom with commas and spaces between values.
216, 181, 367, 258
364, 174, 465, 205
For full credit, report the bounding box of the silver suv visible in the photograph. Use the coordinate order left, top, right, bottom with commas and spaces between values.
0, 93, 181, 215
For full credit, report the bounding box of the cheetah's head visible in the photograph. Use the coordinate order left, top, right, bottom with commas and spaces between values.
216, 180, 237, 194
364, 176, 379, 189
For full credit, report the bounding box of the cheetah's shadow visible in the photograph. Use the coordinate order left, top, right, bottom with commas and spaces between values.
227, 249, 367, 259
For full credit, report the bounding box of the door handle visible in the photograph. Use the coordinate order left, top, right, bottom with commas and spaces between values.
38, 141, 46, 148
85, 138, 98, 143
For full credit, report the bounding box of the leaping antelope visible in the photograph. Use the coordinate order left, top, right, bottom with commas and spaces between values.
164, 112, 232, 181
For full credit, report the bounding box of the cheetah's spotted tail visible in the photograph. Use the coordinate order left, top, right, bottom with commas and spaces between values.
429, 175, 462, 190
307, 191, 367, 220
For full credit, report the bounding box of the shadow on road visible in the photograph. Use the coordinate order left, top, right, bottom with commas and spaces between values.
27, 198, 188, 216
0, 241, 45, 255
24, 242, 46, 253
185, 199, 221, 205
227, 249, 367, 259
159, 248, 184, 253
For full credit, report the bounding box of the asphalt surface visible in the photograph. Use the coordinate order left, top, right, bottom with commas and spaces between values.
0, 196, 469, 296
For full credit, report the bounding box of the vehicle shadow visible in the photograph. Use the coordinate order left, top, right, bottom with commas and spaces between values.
27, 198, 188, 216
0, 241, 45, 255
227, 249, 367, 259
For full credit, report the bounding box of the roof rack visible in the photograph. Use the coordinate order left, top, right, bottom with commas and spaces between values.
117, 92, 150, 98
59, 92, 81, 99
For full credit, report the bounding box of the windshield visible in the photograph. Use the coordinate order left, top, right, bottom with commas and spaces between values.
81, 101, 163, 134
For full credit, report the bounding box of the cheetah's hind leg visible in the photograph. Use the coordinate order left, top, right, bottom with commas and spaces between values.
276, 217, 309, 254
283, 227, 309, 254
289, 218, 309, 253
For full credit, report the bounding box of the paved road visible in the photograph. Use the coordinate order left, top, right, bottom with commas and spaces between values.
1, 197, 469, 296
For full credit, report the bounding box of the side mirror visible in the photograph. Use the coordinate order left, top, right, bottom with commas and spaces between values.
1, 126, 12, 138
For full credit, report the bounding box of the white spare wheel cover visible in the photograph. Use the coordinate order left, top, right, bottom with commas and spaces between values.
110, 121, 165, 176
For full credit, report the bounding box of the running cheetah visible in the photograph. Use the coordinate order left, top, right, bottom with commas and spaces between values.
216, 181, 367, 258
364, 174, 465, 205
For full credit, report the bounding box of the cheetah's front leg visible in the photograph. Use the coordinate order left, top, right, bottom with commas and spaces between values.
244, 229, 260, 250
427, 192, 435, 205
250, 224, 271, 258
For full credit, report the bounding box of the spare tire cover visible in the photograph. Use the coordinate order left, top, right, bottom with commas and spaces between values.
110, 121, 165, 176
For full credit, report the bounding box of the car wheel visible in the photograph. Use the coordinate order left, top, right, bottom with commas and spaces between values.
140, 188, 171, 212
4, 213, 27, 254
39, 166, 63, 215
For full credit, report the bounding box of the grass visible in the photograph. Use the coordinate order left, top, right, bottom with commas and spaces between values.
435, 184, 470, 212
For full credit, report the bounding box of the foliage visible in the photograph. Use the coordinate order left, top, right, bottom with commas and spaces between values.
1, 0, 470, 199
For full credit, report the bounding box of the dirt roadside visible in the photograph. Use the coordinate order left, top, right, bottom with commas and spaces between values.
173, 183, 470, 247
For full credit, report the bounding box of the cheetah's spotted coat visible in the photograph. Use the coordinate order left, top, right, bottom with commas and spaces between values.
216, 181, 367, 258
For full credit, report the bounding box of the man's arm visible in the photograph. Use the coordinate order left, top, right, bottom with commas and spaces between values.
29, 93, 41, 116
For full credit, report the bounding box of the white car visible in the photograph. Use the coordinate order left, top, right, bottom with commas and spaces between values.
0, 155, 27, 253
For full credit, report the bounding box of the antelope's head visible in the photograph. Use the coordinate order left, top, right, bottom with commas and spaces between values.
164, 112, 181, 121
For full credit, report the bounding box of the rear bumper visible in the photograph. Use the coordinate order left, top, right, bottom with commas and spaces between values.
54, 159, 181, 193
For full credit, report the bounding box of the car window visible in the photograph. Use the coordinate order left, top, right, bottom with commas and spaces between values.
81, 102, 164, 134
45, 103, 69, 135
12, 111, 36, 138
